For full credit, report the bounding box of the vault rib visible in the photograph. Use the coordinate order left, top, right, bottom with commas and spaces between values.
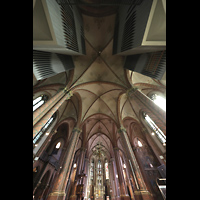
100, 56, 129, 88
80, 89, 123, 122
88, 133, 111, 154
87, 120, 112, 140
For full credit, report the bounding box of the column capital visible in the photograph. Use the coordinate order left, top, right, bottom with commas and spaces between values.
113, 147, 120, 151
80, 147, 87, 151
117, 126, 126, 134
72, 127, 82, 133
65, 90, 73, 99
110, 158, 115, 162
85, 157, 89, 162
63, 86, 68, 92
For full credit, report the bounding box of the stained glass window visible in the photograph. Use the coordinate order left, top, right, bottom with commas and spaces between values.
90, 160, 94, 179
105, 162, 109, 179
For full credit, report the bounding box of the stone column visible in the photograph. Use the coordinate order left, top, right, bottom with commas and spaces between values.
83, 157, 89, 199
77, 148, 87, 176
108, 161, 115, 200
113, 148, 130, 200
90, 184, 94, 200
110, 158, 120, 200
69, 153, 82, 200
76, 148, 87, 200
47, 127, 82, 200
33, 90, 73, 138
124, 158, 135, 200
67, 165, 77, 200
118, 127, 153, 200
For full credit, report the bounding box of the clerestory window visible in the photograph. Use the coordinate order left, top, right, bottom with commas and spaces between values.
143, 112, 166, 146
33, 95, 48, 112
33, 112, 56, 146
150, 93, 166, 111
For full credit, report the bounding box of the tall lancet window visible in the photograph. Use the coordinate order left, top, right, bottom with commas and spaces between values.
97, 160, 102, 195
90, 160, 94, 180
98, 160, 101, 175
143, 112, 166, 146
105, 161, 109, 180
33, 95, 48, 112
33, 112, 56, 146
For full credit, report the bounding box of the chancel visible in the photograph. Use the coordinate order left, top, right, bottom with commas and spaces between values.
33, 0, 166, 200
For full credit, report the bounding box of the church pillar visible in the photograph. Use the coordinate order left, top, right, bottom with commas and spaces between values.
90, 183, 94, 200
69, 180, 78, 200
83, 157, 89, 199
69, 157, 81, 200
108, 161, 115, 200
110, 158, 120, 200
118, 127, 153, 200
76, 148, 87, 200
124, 158, 135, 200
77, 148, 87, 176
47, 127, 82, 200
113, 148, 130, 200
33, 89, 73, 138
69, 158, 81, 200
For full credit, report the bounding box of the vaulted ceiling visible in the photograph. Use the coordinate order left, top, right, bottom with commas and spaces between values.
69, 12, 129, 159
33, 5, 166, 160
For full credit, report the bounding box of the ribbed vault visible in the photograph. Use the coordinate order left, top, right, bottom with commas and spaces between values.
82, 113, 118, 160
67, 13, 130, 127
33, 7, 166, 166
